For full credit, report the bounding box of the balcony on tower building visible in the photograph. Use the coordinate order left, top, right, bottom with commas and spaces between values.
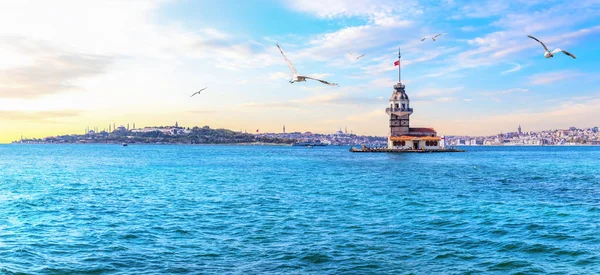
386, 106, 413, 116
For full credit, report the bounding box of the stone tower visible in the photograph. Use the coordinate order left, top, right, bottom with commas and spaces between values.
386, 83, 413, 136
386, 48, 413, 136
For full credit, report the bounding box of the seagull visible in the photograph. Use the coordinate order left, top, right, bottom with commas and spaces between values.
276, 43, 338, 86
349, 52, 365, 60
527, 35, 576, 59
421, 33, 447, 42
190, 87, 207, 97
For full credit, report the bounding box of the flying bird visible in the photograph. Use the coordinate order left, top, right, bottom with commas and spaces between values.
421, 33, 447, 42
276, 43, 338, 86
527, 35, 576, 59
349, 52, 365, 60
190, 87, 207, 97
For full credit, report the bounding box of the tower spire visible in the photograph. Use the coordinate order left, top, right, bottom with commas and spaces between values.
398, 47, 402, 83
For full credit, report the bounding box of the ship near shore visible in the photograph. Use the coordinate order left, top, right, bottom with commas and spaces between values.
292, 141, 328, 146
351, 49, 463, 153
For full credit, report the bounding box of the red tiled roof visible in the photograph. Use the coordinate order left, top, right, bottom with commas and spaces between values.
390, 136, 440, 141
409, 127, 436, 133
390, 136, 417, 141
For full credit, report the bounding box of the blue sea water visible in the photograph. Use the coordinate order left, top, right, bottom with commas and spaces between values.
1, 144, 599, 274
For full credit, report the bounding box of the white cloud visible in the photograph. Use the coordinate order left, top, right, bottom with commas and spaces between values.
480, 88, 529, 96
270, 72, 290, 81
308, 73, 332, 79
529, 71, 582, 85
280, 0, 424, 66
239, 91, 382, 109
345, 108, 386, 122
284, 0, 421, 19
501, 63, 523, 74
412, 86, 464, 98
460, 26, 479, 32
0, 37, 113, 99
457, 0, 511, 18
369, 78, 397, 87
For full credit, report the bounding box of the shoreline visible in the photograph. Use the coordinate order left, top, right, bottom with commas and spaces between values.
6, 142, 293, 146
5, 142, 600, 147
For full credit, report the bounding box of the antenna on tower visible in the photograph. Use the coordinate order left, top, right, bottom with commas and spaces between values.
398, 47, 402, 83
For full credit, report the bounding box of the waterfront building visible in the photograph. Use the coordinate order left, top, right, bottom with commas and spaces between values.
386, 49, 442, 150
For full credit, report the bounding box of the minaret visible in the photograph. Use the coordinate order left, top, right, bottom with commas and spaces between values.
283, 125, 286, 134
386, 47, 413, 137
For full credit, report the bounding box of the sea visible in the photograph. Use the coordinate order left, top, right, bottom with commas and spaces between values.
1, 144, 599, 274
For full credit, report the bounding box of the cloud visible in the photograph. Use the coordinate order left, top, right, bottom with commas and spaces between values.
298, 19, 413, 60
345, 108, 386, 122
239, 92, 383, 109
284, 0, 422, 19
369, 78, 397, 88
501, 63, 522, 74
0, 110, 82, 121
457, 0, 511, 18
308, 73, 332, 79
359, 45, 461, 76
0, 1, 281, 73
270, 72, 290, 80
446, 2, 600, 76
412, 86, 464, 98
280, 0, 424, 66
434, 97, 455, 102
0, 36, 113, 99
529, 71, 581, 85
418, 23, 599, 80
460, 26, 479, 32
481, 88, 529, 96
407, 86, 465, 104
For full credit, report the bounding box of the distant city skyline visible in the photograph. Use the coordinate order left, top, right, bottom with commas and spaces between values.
446, 125, 600, 146
14, 120, 600, 141
1, 1, 600, 143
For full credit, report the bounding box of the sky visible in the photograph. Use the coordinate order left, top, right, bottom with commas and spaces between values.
1, 0, 600, 143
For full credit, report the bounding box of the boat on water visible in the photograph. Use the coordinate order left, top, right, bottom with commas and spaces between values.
292, 141, 327, 147
122, 143, 128, 147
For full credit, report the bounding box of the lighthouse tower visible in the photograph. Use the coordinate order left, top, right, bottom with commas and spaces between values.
386, 48, 440, 150
387, 48, 412, 145
387, 84, 412, 135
